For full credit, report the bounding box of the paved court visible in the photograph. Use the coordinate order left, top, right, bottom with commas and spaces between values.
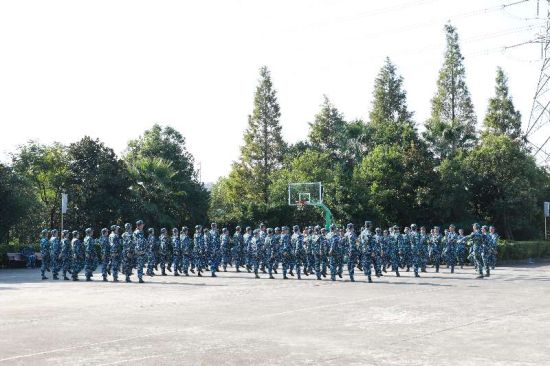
0, 263, 549, 366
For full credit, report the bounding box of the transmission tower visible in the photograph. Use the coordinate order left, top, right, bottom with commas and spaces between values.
525, 0, 550, 165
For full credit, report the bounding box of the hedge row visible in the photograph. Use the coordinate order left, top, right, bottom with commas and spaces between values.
497, 240, 550, 261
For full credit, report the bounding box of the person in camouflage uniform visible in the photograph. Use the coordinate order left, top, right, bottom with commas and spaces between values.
248, 229, 261, 278
243, 226, 253, 273
381, 229, 391, 273
309, 226, 322, 280
50, 229, 61, 280
305, 227, 315, 275
83, 228, 96, 281
372, 227, 383, 277
121, 223, 134, 282
71, 230, 84, 281
158, 228, 169, 276
99, 228, 110, 281
60, 230, 72, 280
430, 226, 443, 273
146, 228, 157, 277
39, 229, 50, 280
109, 225, 122, 282
220, 228, 231, 272
481, 225, 492, 277
194, 225, 206, 276
488, 226, 498, 270
281, 226, 293, 279
272, 227, 282, 274
345, 223, 359, 282
180, 226, 192, 276
388, 226, 401, 277
319, 227, 329, 278
443, 224, 458, 274
400, 227, 412, 272
327, 225, 342, 281
264, 228, 276, 279
232, 226, 244, 272
464, 223, 486, 279
419, 226, 429, 272
456, 228, 466, 269
359, 222, 375, 283
258, 223, 267, 273
409, 224, 422, 278
133, 220, 147, 283
208, 223, 220, 275
171, 227, 181, 276
292, 225, 307, 280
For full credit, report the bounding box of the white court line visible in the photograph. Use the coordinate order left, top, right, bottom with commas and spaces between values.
0, 285, 446, 363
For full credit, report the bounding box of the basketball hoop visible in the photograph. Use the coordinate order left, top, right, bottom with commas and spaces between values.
296, 199, 307, 211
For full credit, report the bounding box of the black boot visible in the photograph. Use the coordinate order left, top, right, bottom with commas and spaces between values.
63, 275, 70, 280
41, 275, 48, 280
125, 276, 131, 283
139, 278, 144, 283
103, 276, 108, 282
368, 276, 372, 283
396, 271, 400, 277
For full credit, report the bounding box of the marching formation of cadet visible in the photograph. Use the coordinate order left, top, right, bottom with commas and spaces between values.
38, 220, 499, 282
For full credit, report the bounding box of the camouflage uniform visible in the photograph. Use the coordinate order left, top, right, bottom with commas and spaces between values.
220, 228, 231, 272
121, 223, 134, 282
194, 226, 206, 276
243, 227, 253, 273
488, 227, 498, 269
232, 226, 244, 272
99, 228, 110, 281
281, 227, 292, 279
171, 228, 182, 276
248, 229, 261, 278
84, 228, 96, 281
359, 223, 375, 283
345, 224, 358, 282
146, 227, 159, 277
456, 230, 466, 268
264, 228, 276, 279
49, 230, 61, 280
146, 228, 157, 277
60, 230, 72, 280
180, 227, 192, 276
133, 221, 147, 283
292, 226, 307, 280
409, 225, 422, 277
271, 227, 282, 274
429, 227, 443, 273
109, 226, 122, 281
158, 228, 169, 275
71, 231, 84, 281
209, 224, 220, 276
389, 227, 401, 277
319, 228, 329, 278
443, 226, 458, 273
465, 224, 486, 278
327, 225, 343, 281
310, 226, 323, 280
39, 229, 50, 280
400, 228, 412, 272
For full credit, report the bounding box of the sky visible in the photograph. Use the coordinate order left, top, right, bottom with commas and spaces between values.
0, 0, 548, 183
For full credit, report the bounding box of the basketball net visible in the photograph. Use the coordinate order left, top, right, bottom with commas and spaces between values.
296, 199, 307, 211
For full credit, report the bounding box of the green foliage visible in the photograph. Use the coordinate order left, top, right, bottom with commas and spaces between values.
0, 164, 39, 244
308, 96, 348, 159
483, 67, 522, 140
64, 136, 131, 230
424, 23, 477, 160
465, 135, 545, 240
125, 124, 208, 228
239, 66, 286, 205
497, 241, 550, 261
11, 141, 69, 229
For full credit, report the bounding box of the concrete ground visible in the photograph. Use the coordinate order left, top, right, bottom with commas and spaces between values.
0, 264, 549, 366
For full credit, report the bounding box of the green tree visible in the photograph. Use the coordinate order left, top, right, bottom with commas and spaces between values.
238, 66, 286, 205
424, 24, 477, 160
11, 141, 69, 229
125, 124, 208, 227
64, 136, 131, 229
465, 135, 545, 239
483, 67, 522, 140
0, 164, 39, 244
308, 96, 347, 159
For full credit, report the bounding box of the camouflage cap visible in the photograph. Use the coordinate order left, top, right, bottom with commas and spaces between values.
110, 225, 117, 231
124, 223, 131, 230
160, 228, 167, 233
267, 228, 273, 234
72, 230, 79, 237
136, 220, 144, 226
148, 228, 154, 234
85, 228, 92, 234
41, 229, 49, 236
101, 228, 108, 234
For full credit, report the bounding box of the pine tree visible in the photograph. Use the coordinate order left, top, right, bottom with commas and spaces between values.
483, 67, 522, 140
308, 95, 347, 158
368, 57, 416, 146
424, 24, 477, 160
239, 66, 286, 205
